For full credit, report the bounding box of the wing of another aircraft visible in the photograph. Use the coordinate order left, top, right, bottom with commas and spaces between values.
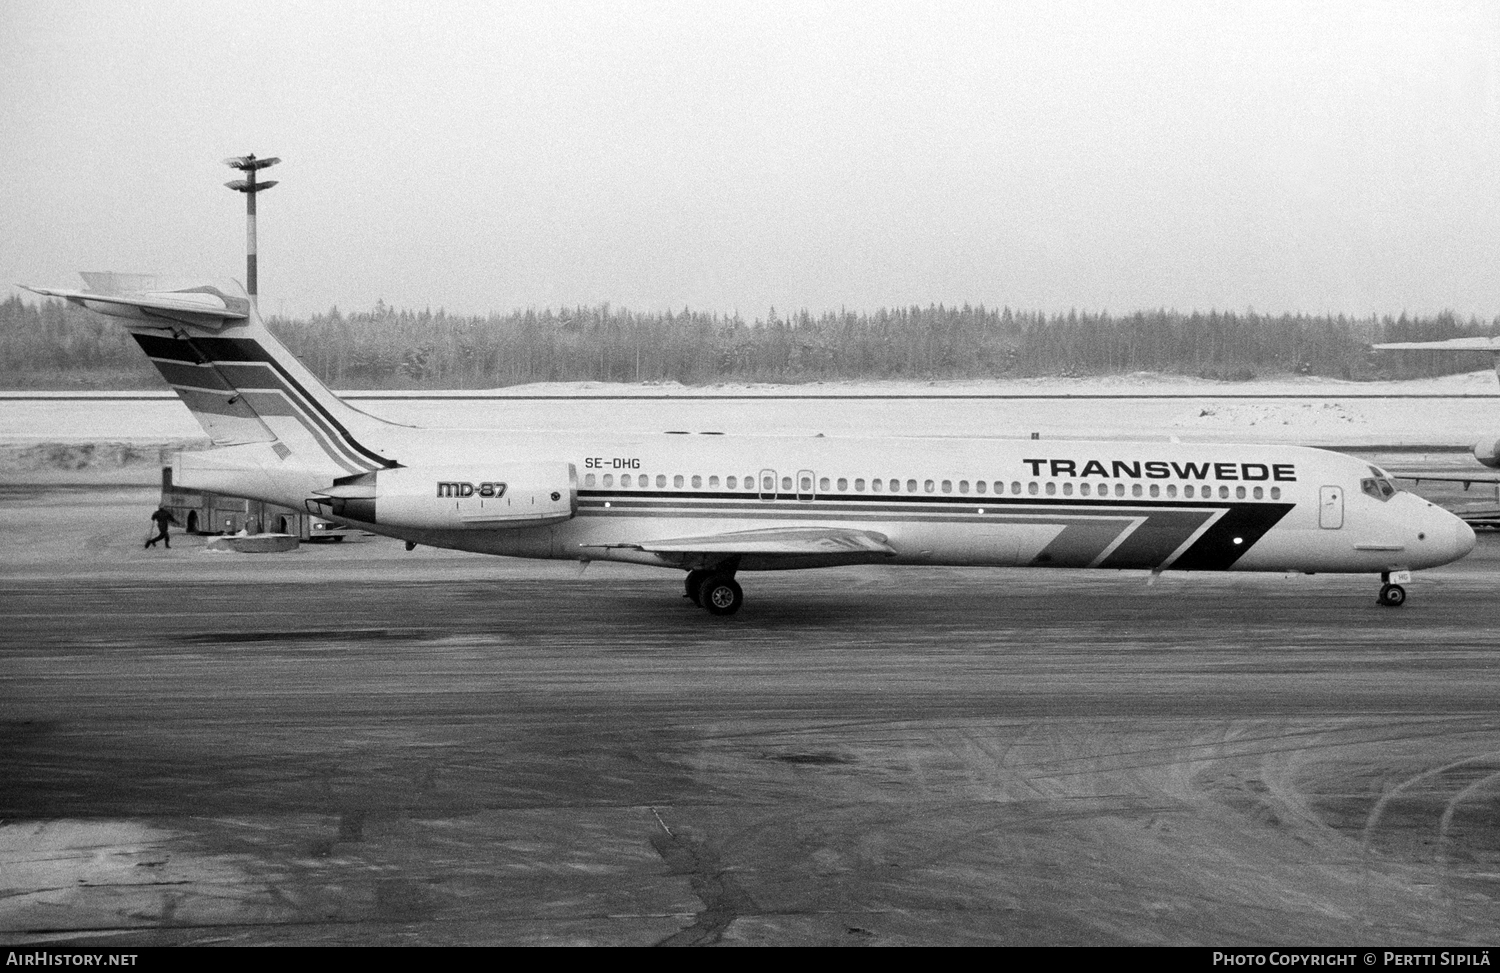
1372, 338, 1500, 352
585, 525, 897, 568
1391, 472, 1500, 487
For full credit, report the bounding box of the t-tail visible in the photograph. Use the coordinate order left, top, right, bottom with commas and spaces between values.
21, 274, 401, 492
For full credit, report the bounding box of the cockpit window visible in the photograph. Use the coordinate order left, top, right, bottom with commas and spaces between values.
1361, 466, 1398, 501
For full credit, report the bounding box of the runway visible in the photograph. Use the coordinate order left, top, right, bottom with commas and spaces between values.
2, 488, 1499, 945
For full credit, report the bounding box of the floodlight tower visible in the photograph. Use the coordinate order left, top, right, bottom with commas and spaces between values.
224, 154, 280, 305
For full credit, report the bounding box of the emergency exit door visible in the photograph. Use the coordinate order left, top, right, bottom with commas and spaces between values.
1319, 485, 1344, 529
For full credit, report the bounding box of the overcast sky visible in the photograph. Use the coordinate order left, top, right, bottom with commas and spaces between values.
3, 1, 1497, 318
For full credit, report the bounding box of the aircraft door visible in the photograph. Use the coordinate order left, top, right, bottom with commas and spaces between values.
797, 469, 816, 501
1319, 485, 1344, 529
759, 468, 777, 501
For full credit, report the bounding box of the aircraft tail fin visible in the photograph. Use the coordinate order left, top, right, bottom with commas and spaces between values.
21, 275, 400, 476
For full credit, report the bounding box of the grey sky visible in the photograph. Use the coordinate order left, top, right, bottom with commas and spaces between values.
3, 1, 1497, 318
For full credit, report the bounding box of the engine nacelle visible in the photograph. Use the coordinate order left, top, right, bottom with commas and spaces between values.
314, 462, 576, 530
1474, 440, 1500, 469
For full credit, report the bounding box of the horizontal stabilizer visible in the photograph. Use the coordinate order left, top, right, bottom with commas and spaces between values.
20, 283, 249, 329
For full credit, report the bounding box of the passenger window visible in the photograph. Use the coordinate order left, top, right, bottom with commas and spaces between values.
820, 477, 830, 491
855, 478, 866, 491
942, 480, 952, 493
1252, 486, 1262, 499
690, 475, 700, 488
1271, 487, 1281, 500
1011, 482, 1021, 495
1149, 484, 1159, 498
709, 476, 719, 488
1028, 482, 1039, 495
1115, 484, 1125, 497
603, 474, 614, 487
763, 475, 775, 491
924, 479, 935, 493
959, 480, 970, 494
1235, 486, 1245, 499
1167, 485, 1177, 498
1219, 486, 1229, 499
800, 476, 812, 491
975, 481, 986, 494
1062, 482, 1073, 496
1045, 482, 1057, 496
906, 479, 917, 493
872, 479, 883, 493
782, 477, 792, 491
1080, 483, 1091, 496
655, 474, 666, 488
726, 476, 737, 490
585, 473, 596, 487
1132, 484, 1143, 497
1184, 485, 1194, 498
837, 478, 848, 491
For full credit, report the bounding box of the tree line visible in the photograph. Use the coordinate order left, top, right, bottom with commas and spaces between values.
1, 293, 1495, 389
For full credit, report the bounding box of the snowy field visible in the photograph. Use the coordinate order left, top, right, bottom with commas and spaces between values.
3, 372, 1499, 484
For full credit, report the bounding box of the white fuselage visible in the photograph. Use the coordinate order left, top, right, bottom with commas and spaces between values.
237, 425, 1474, 576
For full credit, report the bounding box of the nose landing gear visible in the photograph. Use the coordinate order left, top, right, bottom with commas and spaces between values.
1377, 569, 1410, 607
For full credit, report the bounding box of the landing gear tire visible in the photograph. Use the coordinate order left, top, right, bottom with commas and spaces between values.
698, 574, 743, 616
684, 569, 709, 605
1378, 583, 1406, 607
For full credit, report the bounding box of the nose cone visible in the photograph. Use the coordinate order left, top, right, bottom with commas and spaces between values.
1453, 516, 1477, 561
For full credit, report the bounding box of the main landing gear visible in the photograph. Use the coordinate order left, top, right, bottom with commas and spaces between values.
684, 568, 744, 616
1377, 570, 1409, 608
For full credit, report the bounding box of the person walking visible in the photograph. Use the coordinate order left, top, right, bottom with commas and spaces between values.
145, 506, 180, 549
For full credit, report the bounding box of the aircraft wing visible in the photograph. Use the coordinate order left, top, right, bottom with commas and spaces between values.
1372, 338, 1500, 351
1392, 472, 1500, 487
585, 525, 897, 566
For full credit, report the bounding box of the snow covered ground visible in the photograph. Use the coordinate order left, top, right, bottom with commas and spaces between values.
3, 371, 1499, 483
5, 371, 1499, 441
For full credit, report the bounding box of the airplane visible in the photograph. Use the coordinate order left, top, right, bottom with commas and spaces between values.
22, 274, 1477, 614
